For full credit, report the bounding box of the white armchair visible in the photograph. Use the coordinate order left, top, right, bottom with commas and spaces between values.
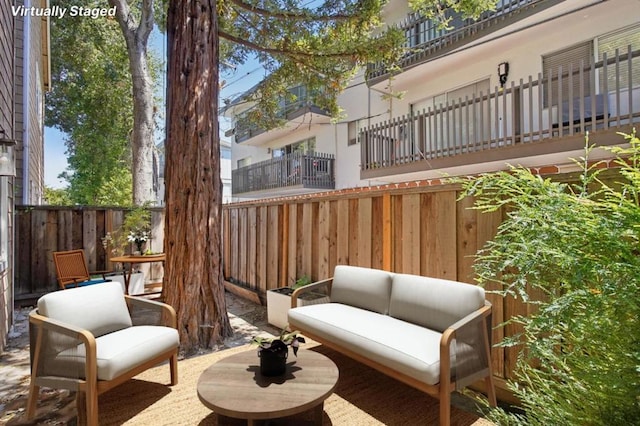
27, 282, 179, 426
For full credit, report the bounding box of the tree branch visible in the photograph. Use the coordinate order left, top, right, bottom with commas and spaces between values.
229, 0, 350, 21
137, 0, 155, 44
108, 0, 136, 39
219, 30, 357, 60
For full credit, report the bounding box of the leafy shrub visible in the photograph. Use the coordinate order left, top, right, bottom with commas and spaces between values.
458, 132, 640, 425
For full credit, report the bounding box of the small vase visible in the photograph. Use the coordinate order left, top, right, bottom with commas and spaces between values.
135, 242, 144, 254
258, 346, 288, 376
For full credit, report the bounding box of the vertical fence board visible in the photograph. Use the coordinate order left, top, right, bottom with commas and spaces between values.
456, 194, 477, 284
31, 210, 48, 294
357, 198, 372, 267
370, 197, 383, 270
348, 199, 359, 266
402, 194, 421, 274
247, 207, 257, 289
258, 206, 268, 292
318, 200, 331, 279
477, 206, 506, 378
392, 195, 403, 272
336, 199, 349, 265
327, 201, 338, 277
287, 204, 297, 286
302, 203, 314, 278
421, 191, 457, 279
266, 205, 280, 289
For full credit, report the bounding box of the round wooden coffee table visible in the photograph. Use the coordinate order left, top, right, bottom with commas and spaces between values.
197, 349, 339, 425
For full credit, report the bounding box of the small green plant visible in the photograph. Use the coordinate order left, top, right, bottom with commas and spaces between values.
292, 275, 312, 289
102, 205, 152, 255
456, 131, 640, 425
252, 330, 306, 357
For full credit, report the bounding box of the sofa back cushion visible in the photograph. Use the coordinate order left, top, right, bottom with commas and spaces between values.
389, 274, 485, 332
38, 281, 133, 337
330, 265, 393, 314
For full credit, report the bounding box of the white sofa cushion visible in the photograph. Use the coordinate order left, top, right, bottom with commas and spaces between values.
48, 325, 179, 381
289, 303, 445, 385
330, 265, 393, 314
388, 274, 485, 332
38, 282, 132, 337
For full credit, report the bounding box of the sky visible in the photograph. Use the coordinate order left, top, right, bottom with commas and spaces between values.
44, 24, 263, 189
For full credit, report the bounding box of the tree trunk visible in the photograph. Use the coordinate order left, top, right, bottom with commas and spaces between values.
165, 0, 232, 354
128, 50, 156, 205
109, 0, 157, 205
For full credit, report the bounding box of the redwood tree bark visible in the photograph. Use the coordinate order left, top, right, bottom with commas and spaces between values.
165, 0, 232, 354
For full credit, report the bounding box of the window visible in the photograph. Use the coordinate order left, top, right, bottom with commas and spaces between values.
542, 42, 593, 107
347, 120, 360, 146
272, 137, 316, 158
237, 157, 251, 168
597, 24, 640, 91
220, 146, 231, 160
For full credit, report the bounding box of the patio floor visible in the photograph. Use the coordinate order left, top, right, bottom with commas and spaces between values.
0, 291, 492, 425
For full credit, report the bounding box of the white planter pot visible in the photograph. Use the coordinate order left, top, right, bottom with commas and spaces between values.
109, 272, 145, 296
266, 287, 330, 330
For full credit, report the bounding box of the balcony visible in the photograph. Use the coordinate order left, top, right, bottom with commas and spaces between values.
367, 0, 562, 85
230, 89, 331, 145
232, 152, 335, 195
361, 48, 640, 179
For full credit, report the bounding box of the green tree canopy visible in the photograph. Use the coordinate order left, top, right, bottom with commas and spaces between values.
45, 0, 157, 205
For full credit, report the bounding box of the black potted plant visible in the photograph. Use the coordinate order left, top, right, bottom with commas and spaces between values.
252, 330, 306, 376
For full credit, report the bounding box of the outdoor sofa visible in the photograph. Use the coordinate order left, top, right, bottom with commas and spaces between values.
287, 265, 497, 426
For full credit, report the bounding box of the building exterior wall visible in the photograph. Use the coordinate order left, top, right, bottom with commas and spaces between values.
228, 0, 639, 199
0, 0, 15, 353
14, 0, 46, 206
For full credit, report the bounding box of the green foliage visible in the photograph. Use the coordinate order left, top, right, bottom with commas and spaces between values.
219, 0, 495, 129
293, 275, 312, 289
43, 186, 72, 206
46, 0, 161, 206
457, 133, 640, 425
102, 204, 152, 255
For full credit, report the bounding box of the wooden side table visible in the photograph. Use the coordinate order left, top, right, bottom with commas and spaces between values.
109, 254, 165, 295
197, 349, 339, 425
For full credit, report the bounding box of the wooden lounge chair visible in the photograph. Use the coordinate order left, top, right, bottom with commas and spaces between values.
52, 249, 114, 290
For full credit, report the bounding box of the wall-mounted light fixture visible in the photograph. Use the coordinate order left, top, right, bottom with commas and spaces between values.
0, 129, 17, 177
498, 62, 510, 88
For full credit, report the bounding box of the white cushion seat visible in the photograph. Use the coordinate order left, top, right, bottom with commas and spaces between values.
51, 325, 179, 381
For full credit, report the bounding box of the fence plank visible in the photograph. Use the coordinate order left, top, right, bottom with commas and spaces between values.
402, 194, 421, 274
357, 198, 372, 267
318, 200, 331, 280
336, 199, 349, 265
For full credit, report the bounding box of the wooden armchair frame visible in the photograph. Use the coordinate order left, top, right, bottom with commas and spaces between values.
27, 295, 179, 426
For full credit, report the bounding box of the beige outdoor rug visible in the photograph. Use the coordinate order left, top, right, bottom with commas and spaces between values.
92, 343, 493, 426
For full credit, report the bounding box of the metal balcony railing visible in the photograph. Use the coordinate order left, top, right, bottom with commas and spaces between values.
367, 0, 556, 83
361, 47, 640, 176
232, 152, 335, 194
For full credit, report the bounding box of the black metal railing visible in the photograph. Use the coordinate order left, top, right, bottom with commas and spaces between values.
367, 0, 552, 83
232, 152, 335, 194
361, 47, 640, 173
234, 88, 330, 143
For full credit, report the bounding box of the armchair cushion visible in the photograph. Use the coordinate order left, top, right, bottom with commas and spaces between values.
49, 325, 179, 381
38, 282, 132, 338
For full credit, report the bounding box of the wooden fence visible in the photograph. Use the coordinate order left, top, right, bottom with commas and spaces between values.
220, 182, 531, 384
20, 170, 615, 386
15, 206, 165, 299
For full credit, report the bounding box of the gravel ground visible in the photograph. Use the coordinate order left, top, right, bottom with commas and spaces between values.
0, 291, 279, 425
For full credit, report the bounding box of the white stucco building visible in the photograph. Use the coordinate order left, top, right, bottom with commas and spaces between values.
224, 0, 640, 201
